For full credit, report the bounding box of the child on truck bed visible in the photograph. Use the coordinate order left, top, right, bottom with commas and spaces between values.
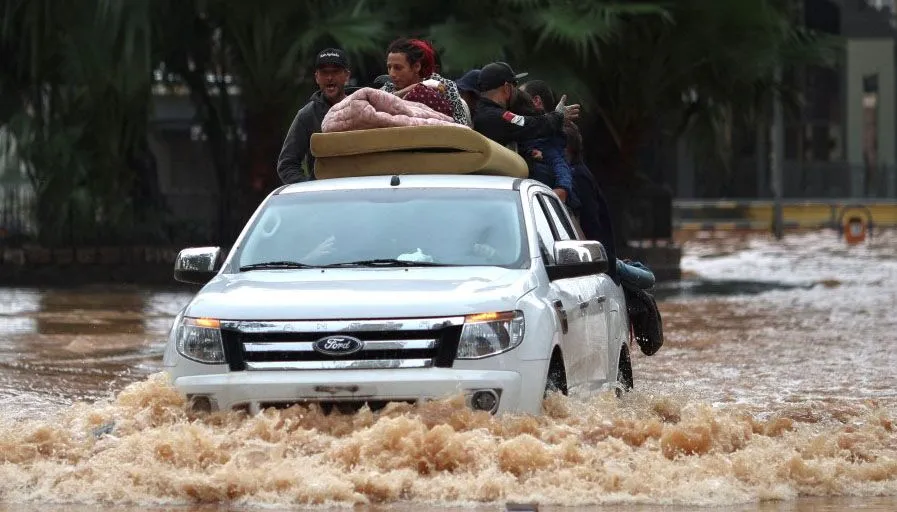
508, 89, 575, 205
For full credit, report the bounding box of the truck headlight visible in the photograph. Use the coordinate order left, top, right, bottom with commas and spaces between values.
175, 317, 226, 364
456, 311, 525, 359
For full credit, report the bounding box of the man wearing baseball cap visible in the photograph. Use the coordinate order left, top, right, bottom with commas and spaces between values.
472, 61, 579, 147
277, 48, 355, 184
454, 68, 481, 123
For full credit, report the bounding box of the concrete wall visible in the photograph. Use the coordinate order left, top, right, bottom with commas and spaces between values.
840, 0, 895, 38
845, 39, 896, 170
149, 93, 222, 237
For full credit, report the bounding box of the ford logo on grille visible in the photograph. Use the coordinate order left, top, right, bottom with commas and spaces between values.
313, 335, 364, 356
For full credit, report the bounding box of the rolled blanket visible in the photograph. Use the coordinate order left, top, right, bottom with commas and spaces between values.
403, 83, 453, 118
321, 87, 465, 133
382, 73, 471, 126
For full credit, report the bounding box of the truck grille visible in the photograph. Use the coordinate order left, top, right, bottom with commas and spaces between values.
219, 317, 464, 371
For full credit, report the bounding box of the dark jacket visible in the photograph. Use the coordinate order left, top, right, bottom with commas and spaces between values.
571, 162, 618, 283
276, 87, 358, 184
519, 135, 575, 202
473, 97, 565, 147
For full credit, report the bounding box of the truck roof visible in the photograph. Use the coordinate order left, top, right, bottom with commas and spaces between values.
278, 173, 528, 194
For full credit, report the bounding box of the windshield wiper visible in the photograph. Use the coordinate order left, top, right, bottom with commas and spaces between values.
240, 261, 318, 271
324, 258, 450, 268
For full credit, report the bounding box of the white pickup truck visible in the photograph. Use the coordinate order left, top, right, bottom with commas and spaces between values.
163, 126, 660, 416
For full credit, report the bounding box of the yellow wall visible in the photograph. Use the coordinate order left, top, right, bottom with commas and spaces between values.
674, 201, 897, 230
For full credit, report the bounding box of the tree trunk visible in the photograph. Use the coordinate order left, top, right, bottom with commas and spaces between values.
580, 112, 643, 250
128, 137, 168, 230
243, 107, 285, 217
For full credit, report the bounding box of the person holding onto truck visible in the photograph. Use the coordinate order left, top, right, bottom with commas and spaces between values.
472, 61, 580, 157
507, 87, 575, 205
563, 120, 655, 289
454, 68, 480, 126
520, 79, 557, 115
276, 48, 355, 184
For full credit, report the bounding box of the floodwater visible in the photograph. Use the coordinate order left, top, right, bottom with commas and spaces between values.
0, 229, 894, 511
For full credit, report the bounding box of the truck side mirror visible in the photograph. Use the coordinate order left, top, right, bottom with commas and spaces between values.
546, 240, 608, 281
174, 247, 223, 284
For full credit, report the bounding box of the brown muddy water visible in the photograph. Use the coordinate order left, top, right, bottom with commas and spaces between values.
0, 230, 894, 511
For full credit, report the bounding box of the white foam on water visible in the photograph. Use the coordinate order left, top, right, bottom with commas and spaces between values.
0, 231, 893, 509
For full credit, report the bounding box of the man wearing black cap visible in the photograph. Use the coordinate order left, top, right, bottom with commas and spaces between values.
473, 61, 579, 146
455, 68, 480, 124
276, 48, 355, 184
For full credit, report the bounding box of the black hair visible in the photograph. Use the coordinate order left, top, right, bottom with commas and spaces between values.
432, 42, 443, 74
387, 38, 424, 62
509, 88, 540, 117
386, 38, 438, 77
434, 52, 442, 74
372, 74, 392, 88
521, 80, 557, 112
563, 121, 584, 164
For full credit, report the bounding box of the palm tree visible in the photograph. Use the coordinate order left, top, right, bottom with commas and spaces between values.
412, 0, 837, 245
1, 0, 171, 245
147, 0, 393, 241
2, 0, 839, 250
582, 0, 838, 243
414, 0, 666, 91
221, 0, 390, 206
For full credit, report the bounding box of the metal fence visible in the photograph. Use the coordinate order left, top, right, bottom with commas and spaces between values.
4, 161, 892, 248
0, 184, 35, 244
0, 183, 219, 248
693, 159, 897, 200
627, 188, 674, 241
778, 162, 897, 199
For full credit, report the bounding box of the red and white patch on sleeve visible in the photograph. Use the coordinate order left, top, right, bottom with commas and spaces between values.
502, 111, 525, 127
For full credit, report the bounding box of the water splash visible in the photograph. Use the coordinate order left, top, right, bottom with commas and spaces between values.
0, 373, 892, 508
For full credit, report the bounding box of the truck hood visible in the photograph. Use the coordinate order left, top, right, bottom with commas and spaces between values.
184, 266, 538, 320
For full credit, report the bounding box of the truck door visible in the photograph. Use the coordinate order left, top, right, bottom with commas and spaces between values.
538, 194, 612, 391
530, 191, 591, 393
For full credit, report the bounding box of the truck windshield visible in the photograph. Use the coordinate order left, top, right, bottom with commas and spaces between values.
234, 188, 529, 269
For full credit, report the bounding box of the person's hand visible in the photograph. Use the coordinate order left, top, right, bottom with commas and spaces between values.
472, 243, 497, 259
553, 188, 568, 203
394, 84, 418, 98
555, 94, 580, 121
303, 235, 335, 260
530, 149, 544, 161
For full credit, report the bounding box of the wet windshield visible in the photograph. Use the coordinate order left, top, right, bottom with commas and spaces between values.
234, 188, 528, 269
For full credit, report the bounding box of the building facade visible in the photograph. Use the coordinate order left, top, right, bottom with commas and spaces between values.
676, 0, 897, 200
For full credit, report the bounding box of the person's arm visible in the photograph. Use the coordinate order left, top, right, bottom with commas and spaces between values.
542, 144, 574, 199
443, 80, 472, 126
276, 108, 311, 184
477, 109, 565, 145
460, 100, 473, 127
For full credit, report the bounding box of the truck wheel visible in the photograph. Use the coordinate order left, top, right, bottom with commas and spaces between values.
615, 343, 634, 397
544, 350, 568, 398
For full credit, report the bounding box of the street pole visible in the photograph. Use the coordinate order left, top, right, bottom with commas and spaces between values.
770, 64, 785, 240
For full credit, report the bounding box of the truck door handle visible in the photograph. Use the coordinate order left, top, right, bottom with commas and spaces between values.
579, 295, 606, 309
552, 300, 568, 334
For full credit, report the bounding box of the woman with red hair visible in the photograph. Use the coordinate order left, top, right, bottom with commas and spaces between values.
381, 38, 472, 126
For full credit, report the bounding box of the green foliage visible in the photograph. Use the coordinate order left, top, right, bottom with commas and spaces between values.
0, 0, 842, 244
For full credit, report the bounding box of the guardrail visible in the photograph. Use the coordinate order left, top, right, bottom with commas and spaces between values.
673, 199, 897, 231
0, 184, 34, 244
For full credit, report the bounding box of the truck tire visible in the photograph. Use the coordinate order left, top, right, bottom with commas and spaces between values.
615, 343, 634, 397
544, 349, 568, 398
